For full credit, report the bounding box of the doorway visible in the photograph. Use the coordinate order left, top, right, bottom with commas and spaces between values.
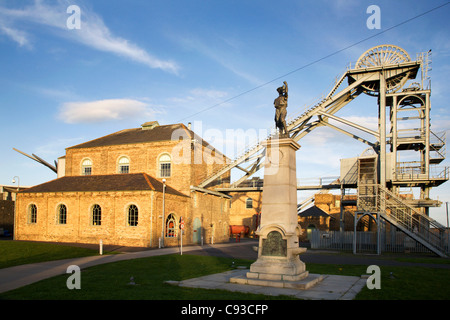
193, 217, 201, 244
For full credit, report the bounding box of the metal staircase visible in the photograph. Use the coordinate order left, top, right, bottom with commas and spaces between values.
357, 183, 448, 257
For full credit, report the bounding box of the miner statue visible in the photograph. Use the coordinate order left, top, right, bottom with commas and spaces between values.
274, 81, 288, 136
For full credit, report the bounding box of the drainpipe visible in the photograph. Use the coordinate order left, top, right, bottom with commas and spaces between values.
161, 179, 166, 248
150, 192, 154, 247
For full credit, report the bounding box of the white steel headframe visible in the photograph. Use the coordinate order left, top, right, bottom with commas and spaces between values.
198, 44, 422, 190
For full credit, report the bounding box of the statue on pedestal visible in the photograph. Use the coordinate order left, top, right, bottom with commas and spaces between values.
274, 81, 288, 136
229, 82, 324, 289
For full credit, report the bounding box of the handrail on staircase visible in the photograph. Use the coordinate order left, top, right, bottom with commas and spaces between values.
357, 183, 447, 256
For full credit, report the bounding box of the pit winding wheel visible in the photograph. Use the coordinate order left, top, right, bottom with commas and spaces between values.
355, 44, 412, 96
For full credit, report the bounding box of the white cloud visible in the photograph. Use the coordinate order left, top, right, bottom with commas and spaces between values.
167, 88, 230, 109
72, 8, 179, 74
35, 137, 84, 158
0, 0, 179, 73
341, 115, 378, 131
0, 22, 30, 47
174, 34, 262, 84
58, 99, 154, 124
191, 88, 228, 100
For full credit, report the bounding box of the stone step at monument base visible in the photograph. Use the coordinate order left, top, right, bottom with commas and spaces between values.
230, 272, 324, 290
247, 270, 309, 281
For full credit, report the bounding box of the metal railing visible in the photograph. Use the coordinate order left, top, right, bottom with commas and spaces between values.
394, 162, 449, 181
430, 130, 446, 160
310, 229, 443, 254
357, 184, 447, 255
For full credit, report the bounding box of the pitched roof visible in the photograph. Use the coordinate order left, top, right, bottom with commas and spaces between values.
66, 123, 217, 152
298, 206, 331, 218
20, 173, 188, 197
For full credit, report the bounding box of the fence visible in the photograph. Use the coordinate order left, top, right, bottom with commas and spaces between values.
310, 229, 449, 254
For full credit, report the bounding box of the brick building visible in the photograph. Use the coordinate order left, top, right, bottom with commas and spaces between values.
15, 122, 233, 247
298, 193, 358, 241
228, 178, 263, 236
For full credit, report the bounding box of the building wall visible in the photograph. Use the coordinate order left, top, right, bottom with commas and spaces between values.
0, 200, 14, 235
65, 140, 193, 194
16, 132, 234, 247
297, 193, 359, 241
65, 140, 230, 196
16, 190, 190, 248
190, 191, 230, 244
15, 187, 232, 248
229, 191, 262, 236
298, 215, 330, 242
314, 193, 340, 214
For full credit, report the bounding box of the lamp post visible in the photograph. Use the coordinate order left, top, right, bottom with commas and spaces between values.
12, 176, 20, 195
161, 178, 166, 248
11, 176, 19, 241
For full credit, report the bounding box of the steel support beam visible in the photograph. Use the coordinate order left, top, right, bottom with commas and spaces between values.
318, 111, 379, 138
319, 120, 376, 147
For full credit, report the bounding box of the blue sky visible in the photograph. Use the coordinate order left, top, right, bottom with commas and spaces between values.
1, 0, 449, 224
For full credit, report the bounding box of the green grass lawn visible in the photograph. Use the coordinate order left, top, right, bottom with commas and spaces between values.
305, 262, 450, 300
0, 241, 100, 269
1, 241, 449, 300
0, 254, 294, 300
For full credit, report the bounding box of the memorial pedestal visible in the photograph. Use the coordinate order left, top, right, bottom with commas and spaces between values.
230, 136, 323, 289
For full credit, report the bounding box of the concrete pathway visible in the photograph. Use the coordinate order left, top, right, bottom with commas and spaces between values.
0, 242, 248, 294
167, 269, 367, 300
3, 239, 444, 299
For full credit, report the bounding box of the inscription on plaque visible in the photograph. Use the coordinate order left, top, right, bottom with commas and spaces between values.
261, 231, 287, 257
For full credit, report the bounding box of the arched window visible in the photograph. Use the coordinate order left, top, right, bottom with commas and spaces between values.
57, 204, 67, 225
118, 156, 130, 174
159, 154, 171, 178
246, 197, 253, 209
165, 213, 177, 238
127, 204, 138, 226
28, 204, 37, 224
92, 204, 101, 226
81, 158, 92, 175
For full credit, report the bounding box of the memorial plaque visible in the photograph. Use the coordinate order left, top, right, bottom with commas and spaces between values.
261, 231, 287, 257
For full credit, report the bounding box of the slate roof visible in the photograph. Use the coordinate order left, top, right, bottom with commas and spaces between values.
66, 123, 217, 152
298, 206, 332, 218
20, 173, 188, 197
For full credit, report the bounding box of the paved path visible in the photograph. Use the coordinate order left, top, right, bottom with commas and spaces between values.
168, 269, 367, 300
0, 242, 250, 294
1, 239, 448, 298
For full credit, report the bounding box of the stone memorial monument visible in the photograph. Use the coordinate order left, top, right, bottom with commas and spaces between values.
230, 82, 323, 289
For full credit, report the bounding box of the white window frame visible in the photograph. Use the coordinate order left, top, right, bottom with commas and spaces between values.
118, 156, 130, 174
158, 153, 171, 178
81, 158, 92, 176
